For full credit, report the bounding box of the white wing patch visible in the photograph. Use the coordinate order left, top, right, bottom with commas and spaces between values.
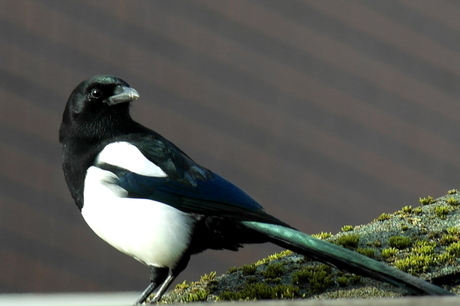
96, 142, 167, 177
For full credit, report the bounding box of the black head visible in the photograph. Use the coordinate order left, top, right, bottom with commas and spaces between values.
59, 75, 140, 143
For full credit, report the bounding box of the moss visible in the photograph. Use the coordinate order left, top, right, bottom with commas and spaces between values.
336, 274, 362, 287
336, 276, 349, 287
440, 234, 457, 246
241, 264, 257, 276
312, 232, 333, 239
335, 234, 360, 249
401, 205, 412, 213
446, 226, 460, 235
199, 271, 216, 282
419, 227, 428, 235
371, 239, 382, 248
435, 206, 451, 219
341, 225, 354, 232
441, 228, 460, 245
254, 250, 293, 266
262, 262, 286, 279
174, 280, 190, 290
376, 213, 392, 221
393, 254, 436, 274
446, 197, 459, 206
219, 283, 299, 300
445, 242, 460, 257
163, 191, 460, 303
246, 276, 258, 284
381, 247, 398, 259
447, 189, 457, 195
356, 248, 376, 258
166, 280, 211, 303
292, 264, 334, 294
411, 241, 435, 255
419, 196, 435, 205
227, 266, 238, 274
413, 240, 436, 247
180, 288, 209, 302
388, 236, 412, 249
437, 252, 455, 264
391, 240, 450, 275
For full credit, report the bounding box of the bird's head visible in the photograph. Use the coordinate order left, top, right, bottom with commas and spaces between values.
59, 75, 140, 143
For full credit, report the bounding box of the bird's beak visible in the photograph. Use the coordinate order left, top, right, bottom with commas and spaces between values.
106, 86, 140, 106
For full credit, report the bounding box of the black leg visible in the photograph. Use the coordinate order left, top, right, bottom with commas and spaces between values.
147, 273, 177, 304
134, 266, 169, 305
147, 255, 191, 304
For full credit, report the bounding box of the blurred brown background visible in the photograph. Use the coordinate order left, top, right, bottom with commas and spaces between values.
1, 0, 460, 294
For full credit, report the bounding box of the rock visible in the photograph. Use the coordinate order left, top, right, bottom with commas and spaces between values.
159, 191, 460, 303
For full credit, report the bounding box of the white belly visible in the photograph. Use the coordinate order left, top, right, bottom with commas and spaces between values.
82, 166, 194, 268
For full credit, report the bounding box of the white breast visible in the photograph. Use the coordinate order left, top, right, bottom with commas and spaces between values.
82, 142, 193, 268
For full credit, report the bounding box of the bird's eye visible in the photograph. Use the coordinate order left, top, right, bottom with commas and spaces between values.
89, 88, 102, 100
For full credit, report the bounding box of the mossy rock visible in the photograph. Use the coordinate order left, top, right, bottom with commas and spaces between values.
159, 190, 460, 303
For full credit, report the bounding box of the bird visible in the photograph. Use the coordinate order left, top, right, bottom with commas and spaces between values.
59, 75, 454, 304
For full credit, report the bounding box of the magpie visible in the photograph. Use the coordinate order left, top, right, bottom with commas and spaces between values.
59, 75, 454, 304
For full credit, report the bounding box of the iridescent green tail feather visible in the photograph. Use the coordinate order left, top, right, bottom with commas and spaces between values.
242, 221, 454, 296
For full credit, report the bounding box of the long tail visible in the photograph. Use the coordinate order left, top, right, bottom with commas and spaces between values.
242, 221, 454, 296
